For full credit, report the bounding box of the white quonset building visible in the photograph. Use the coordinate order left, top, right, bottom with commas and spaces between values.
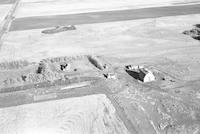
138, 68, 156, 83
126, 65, 156, 83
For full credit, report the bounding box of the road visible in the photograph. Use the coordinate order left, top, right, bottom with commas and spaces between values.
0, 0, 20, 44
10, 4, 200, 31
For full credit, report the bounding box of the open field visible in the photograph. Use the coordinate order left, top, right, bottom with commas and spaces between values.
0, 94, 130, 134
4, 14, 200, 60
9, 4, 200, 31
2, 14, 200, 80
15, 0, 200, 18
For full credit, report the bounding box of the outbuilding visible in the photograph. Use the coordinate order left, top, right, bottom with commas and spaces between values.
138, 68, 155, 82
126, 65, 155, 83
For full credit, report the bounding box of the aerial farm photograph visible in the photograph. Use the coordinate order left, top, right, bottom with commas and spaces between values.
0, 0, 200, 134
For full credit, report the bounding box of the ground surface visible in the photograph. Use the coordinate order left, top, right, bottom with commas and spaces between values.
0, 0, 200, 134
0, 5, 12, 24
0, 94, 130, 134
9, 4, 200, 31
15, 0, 198, 18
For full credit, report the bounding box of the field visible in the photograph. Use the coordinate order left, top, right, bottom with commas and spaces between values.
0, 94, 130, 134
15, 0, 197, 18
